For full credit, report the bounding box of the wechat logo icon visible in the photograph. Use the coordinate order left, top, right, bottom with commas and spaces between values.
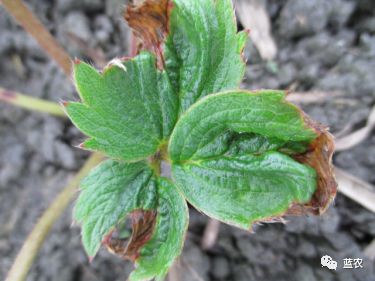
321, 255, 338, 270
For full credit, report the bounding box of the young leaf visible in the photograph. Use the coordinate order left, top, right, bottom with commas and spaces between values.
129, 178, 189, 281
65, 51, 178, 162
169, 90, 328, 228
173, 152, 316, 229
169, 90, 317, 162
165, 0, 248, 112
74, 159, 157, 258
75, 161, 188, 280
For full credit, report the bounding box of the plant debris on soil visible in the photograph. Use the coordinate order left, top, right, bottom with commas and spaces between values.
1, 0, 375, 280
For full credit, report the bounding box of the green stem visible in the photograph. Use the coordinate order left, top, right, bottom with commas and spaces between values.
149, 155, 162, 176
149, 142, 170, 175
5, 153, 104, 281
0, 87, 66, 118
159, 142, 170, 162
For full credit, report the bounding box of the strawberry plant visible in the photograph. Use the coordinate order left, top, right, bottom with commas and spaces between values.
62, 0, 337, 280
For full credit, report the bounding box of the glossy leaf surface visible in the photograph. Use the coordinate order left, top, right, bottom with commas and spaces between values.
173, 152, 316, 229
165, 0, 248, 113
130, 178, 189, 281
65, 52, 177, 161
170, 90, 320, 228
67, 0, 338, 279
169, 90, 317, 162
74, 160, 157, 258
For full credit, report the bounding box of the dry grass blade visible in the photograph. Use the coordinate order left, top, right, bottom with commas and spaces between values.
1, 0, 72, 76
168, 263, 181, 281
234, 0, 277, 60
5, 153, 104, 281
65, 32, 107, 68
201, 219, 220, 250
286, 91, 343, 104
336, 167, 375, 213
181, 258, 207, 281
335, 105, 375, 151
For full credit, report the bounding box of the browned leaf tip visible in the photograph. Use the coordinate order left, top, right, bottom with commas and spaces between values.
103, 209, 157, 261
73, 57, 81, 65
124, 0, 171, 65
60, 100, 70, 107
76, 142, 86, 149
250, 216, 286, 232
291, 114, 337, 216
249, 109, 337, 230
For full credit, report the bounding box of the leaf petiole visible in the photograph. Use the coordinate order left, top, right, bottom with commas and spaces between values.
0, 87, 66, 118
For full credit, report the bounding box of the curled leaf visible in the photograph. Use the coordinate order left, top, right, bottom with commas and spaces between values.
169, 90, 337, 229
129, 178, 189, 281
169, 90, 318, 162
76, 161, 189, 280
73, 160, 157, 258
292, 116, 337, 215
104, 210, 157, 261
165, 0, 248, 113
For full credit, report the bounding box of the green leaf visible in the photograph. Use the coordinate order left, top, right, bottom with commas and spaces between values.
227, 133, 287, 156
183, 131, 309, 161
75, 162, 188, 280
169, 90, 318, 162
169, 90, 320, 229
130, 178, 189, 281
165, 0, 247, 113
74, 159, 157, 258
65, 51, 178, 161
172, 152, 316, 229
227, 133, 309, 156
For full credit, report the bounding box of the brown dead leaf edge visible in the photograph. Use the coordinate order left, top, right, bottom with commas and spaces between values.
103, 210, 157, 261
252, 110, 338, 228
290, 114, 337, 216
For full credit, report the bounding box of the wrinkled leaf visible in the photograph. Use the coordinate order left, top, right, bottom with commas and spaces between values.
169, 90, 317, 162
173, 152, 316, 229
65, 51, 177, 161
74, 159, 157, 258
165, 0, 248, 112
69, 0, 338, 278
169, 90, 328, 228
193, 131, 309, 160
75, 161, 188, 280
124, 0, 247, 113
129, 178, 189, 281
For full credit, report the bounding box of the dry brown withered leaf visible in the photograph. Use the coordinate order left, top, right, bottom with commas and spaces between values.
125, 0, 171, 63
291, 115, 337, 215
104, 209, 157, 261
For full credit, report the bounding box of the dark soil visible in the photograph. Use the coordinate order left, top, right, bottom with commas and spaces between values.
1, 0, 375, 280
